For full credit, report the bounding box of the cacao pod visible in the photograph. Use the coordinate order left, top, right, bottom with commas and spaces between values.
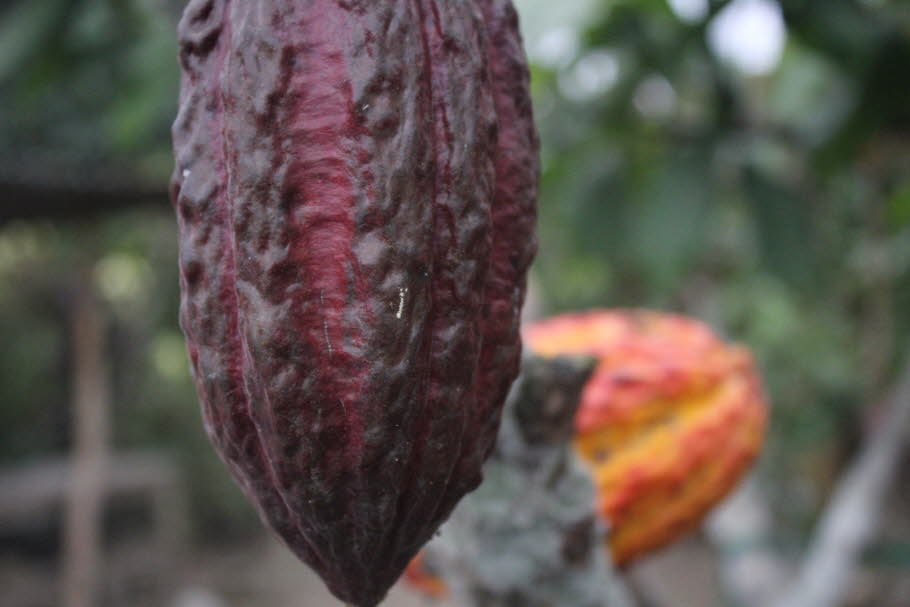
169, 0, 537, 605
403, 553, 448, 600
525, 309, 767, 565
403, 309, 767, 595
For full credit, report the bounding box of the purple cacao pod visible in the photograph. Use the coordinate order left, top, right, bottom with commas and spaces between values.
169, 1, 537, 605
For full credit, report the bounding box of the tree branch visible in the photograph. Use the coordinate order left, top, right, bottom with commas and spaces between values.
0, 179, 169, 223
426, 354, 637, 607
772, 352, 910, 607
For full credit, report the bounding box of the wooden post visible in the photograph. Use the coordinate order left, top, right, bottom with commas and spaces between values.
61, 277, 111, 607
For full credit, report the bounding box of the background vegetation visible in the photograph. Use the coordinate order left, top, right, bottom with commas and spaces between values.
1, 0, 908, 605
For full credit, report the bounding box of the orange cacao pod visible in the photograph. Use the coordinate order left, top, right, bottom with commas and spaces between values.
403, 553, 449, 600
403, 309, 767, 595
525, 309, 767, 565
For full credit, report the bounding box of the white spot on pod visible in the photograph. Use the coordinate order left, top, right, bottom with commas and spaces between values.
396, 287, 408, 319
320, 290, 333, 356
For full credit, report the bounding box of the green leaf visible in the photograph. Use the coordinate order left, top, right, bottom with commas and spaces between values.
627, 150, 712, 288
743, 166, 814, 285
0, 0, 70, 83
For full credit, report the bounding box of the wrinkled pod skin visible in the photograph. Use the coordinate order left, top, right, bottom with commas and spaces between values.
169, 0, 537, 605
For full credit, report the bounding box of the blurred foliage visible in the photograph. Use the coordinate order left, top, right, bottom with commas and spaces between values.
0, 0, 178, 181
1, 0, 909, 558
524, 0, 910, 543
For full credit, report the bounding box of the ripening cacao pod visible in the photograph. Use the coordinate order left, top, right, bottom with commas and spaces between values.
169, 0, 537, 604
404, 555, 449, 600
525, 309, 767, 565
403, 553, 448, 600
403, 309, 766, 596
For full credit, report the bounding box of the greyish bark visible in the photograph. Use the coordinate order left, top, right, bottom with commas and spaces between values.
423, 354, 637, 607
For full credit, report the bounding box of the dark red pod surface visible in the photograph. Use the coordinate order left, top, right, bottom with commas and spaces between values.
170, 0, 537, 605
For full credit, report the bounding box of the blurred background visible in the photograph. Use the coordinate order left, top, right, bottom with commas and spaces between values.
1, 0, 909, 605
